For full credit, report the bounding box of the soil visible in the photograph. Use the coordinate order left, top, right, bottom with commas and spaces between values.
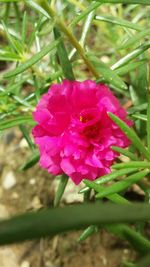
0, 129, 137, 267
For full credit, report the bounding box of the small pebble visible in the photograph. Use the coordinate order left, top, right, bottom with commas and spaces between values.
20, 261, 30, 267
29, 178, 36, 185
59, 180, 83, 204
12, 192, 19, 199
101, 56, 109, 63
2, 171, 16, 190
31, 196, 42, 209
100, 255, 107, 266
123, 249, 129, 255
45, 261, 54, 267
19, 138, 28, 148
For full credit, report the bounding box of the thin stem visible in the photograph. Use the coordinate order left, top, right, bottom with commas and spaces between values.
37, 0, 100, 78
69, 6, 96, 59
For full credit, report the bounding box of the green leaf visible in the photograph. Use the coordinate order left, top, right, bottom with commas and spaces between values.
84, 180, 129, 204
80, 168, 136, 194
132, 114, 147, 121
95, 0, 150, 4
78, 225, 98, 242
147, 95, 150, 153
111, 43, 150, 70
119, 28, 150, 50
28, 17, 46, 48
0, 49, 21, 61
19, 125, 35, 151
22, 11, 27, 45
1, 203, 150, 245
70, 2, 102, 27
33, 0, 100, 78
1, 21, 22, 54
0, 116, 35, 130
54, 28, 75, 80
111, 146, 138, 160
20, 152, 40, 171
0, 23, 20, 39
135, 59, 148, 104
4, 39, 60, 78
115, 60, 146, 76
69, 5, 97, 59
80, 7, 96, 47
108, 112, 150, 160
54, 174, 68, 207
95, 15, 142, 31
107, 223, 150, 254
0, 0, 19, 3
112, 161, 150, 169
88, 55, 127, 90
25, 0, 51, 18
0, 0, 20, 3
128, 103, 147, 115
96, 170, 149, 199
13, 2, 21, 33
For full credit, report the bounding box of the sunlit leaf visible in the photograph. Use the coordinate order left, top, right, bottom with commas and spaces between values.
96, 170, 149, 198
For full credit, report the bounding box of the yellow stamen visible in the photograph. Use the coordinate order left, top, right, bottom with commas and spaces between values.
80, 116, 83, 122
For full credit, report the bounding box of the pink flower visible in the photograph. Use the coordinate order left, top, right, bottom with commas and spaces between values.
32, 80, 131, 185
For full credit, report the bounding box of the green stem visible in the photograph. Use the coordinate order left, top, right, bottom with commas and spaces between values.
37, 0, 99, 78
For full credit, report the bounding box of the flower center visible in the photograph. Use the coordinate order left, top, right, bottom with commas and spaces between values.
83, 123, 100, 138
79, 115, 93, 123
79, 109, 101, 139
